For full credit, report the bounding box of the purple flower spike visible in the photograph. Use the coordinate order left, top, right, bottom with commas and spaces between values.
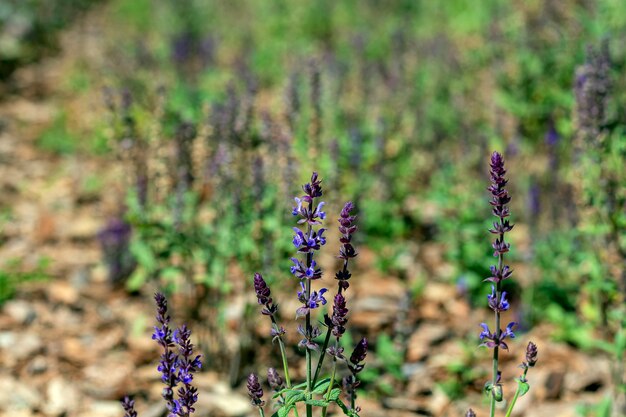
253, 273, 278, 316
253, 272, 272, 305
149, 293, 202, 416
524, 341, 538, 368
247, 373, 265, 407
466, 409, 476, 417
335, 201, 358, 291
152, 293, 177, 410
303, 172, 323, 199
331, 293, 349, 337
292, 173, 325, 224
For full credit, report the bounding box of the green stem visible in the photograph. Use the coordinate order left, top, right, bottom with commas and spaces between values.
321, 349, 338, 417
350, 388, 355, 411
313, 326, 333, 385
503, 389, 520, 417
490, 228, 505, 417
258, 406, 266, 417
504, 369, 528, 417
305, 250, 313, 417
271, 316, 292, 388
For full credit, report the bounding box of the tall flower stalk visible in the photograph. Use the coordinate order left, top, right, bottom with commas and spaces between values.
483, 151, 516, 416
469, 152, 538, 417
291, 172, 327, 417
321, 202, 358, 417
252, 172, 367, 417
253, 272, 293, 390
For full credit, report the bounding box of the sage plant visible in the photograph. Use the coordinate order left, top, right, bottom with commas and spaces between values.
252, 172, 367, 417
122, 293, 202, 417
467, 152, 538, 417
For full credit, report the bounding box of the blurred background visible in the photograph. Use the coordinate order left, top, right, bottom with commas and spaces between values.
0, 0, 624, 416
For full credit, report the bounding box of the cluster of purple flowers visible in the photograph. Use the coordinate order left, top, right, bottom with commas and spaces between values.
153, 293, 202, 416
291, 172, 329, 348
250, 172, 368, 415
335, 202, 358, 290
123, 293, 202, 417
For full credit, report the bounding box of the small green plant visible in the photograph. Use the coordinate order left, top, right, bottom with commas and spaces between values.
0, 257, 50, 305
37, 112, 78, 155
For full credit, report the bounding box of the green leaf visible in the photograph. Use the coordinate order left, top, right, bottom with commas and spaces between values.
312, 378, 331, 394
305, 399, 329, 407
274, 404, 294, 417
279, 405, 293, 417
126, 267, 147, 291
597, 396, 612, 417
329, 388, 341, 401
517, 379, 530, 397
285, 392, 305, 406
130, 239, 157, 271
274, 388, 302, 400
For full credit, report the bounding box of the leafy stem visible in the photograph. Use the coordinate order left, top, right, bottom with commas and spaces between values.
504, 368, 529, 417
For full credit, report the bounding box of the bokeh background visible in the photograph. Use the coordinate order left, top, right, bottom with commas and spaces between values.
0, 1, 624, 417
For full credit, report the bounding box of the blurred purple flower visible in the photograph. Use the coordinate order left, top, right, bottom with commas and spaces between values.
267, 368, 284, 391
574, 40, 611, 139
97, 218, 135, 284
121, 396, 137, 417
523, 341, 538, 369
545, 124, 560, 147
